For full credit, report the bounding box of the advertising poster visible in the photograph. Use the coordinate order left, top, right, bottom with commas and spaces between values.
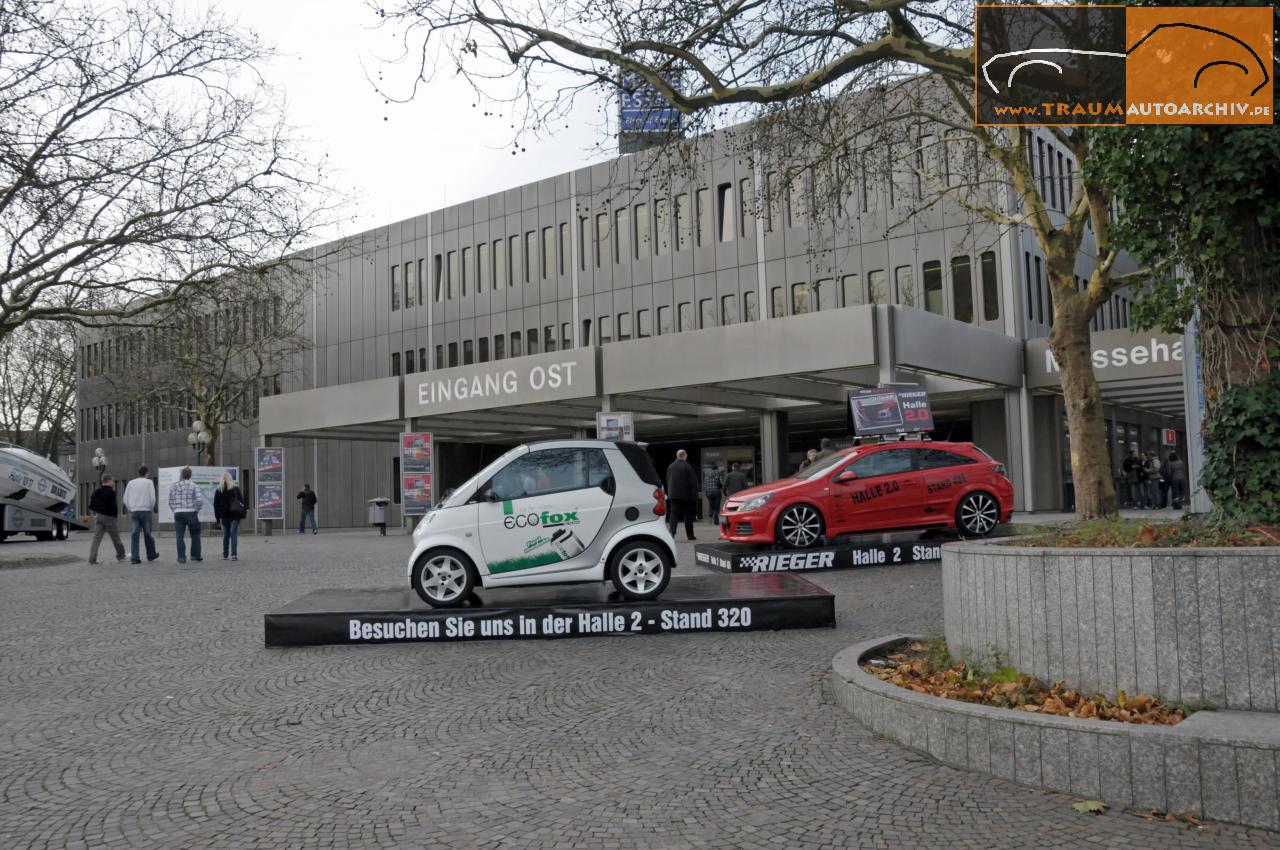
255, 447, 285, 520
158, 466, 236, 523
400, 432, 433, 474
400, 433, 434, 515
595, 412, 635, 442
848, 384, 934, 436
401, 475, 433, 516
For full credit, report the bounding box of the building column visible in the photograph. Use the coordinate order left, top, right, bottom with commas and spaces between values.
1003, 387, 1034, 512
759, 410, 789, 485
876, 304, 896, 386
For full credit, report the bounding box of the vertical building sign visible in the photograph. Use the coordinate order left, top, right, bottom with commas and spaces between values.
255, 447, 285, 520
619, 70, 683, 153
401, 432, 434, 516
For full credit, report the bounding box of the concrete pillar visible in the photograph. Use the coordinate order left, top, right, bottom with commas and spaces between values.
1003, 388, 1033, 512
875, 304, 896, 386
759, 410, 789, 484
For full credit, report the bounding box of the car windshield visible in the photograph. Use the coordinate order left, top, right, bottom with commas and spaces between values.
791, 450, 856, 480
438, 446, 525, 509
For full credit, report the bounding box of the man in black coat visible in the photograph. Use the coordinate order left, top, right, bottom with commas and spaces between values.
665, 449, 699, 541
88, 475, 126, 564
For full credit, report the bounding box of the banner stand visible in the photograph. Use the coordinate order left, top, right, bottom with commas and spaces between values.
255, 444, 285, 536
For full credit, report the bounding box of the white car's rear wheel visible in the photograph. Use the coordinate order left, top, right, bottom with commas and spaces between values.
411, 549, 477, 607
609, 540, 672, 601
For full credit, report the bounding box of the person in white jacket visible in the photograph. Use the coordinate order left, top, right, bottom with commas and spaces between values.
123, 465, 159, 564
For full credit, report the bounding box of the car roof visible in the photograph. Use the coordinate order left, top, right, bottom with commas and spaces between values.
518, 439, 635, 451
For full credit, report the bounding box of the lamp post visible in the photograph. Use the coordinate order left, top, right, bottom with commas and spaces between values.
91, 447, 108, 485
186, 420, 211, 464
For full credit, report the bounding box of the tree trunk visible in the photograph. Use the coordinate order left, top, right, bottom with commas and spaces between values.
1047, 271, 1118, 520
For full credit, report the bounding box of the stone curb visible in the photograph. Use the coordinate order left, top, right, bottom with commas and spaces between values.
832, 635, 1280, 831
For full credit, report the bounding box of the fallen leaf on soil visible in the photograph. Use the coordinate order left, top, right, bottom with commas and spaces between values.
1073, 800, 1108, 814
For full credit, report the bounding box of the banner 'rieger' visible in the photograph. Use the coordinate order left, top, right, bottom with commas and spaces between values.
255, 447, 284, 520
400, 433, 433, 515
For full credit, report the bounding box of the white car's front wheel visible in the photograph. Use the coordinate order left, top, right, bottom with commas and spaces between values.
411, 549, 477, 608
609, 540, 673, 602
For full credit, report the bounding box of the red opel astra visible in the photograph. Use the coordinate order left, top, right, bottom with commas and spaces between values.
719, 441, 1014, 547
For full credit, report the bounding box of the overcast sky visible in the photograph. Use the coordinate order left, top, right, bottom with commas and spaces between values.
214, 0, 613, 237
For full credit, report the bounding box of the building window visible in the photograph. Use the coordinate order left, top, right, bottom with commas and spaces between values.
770, 286, 785, 318
815, 278, 835, 311
510, 332, 522, 357
1058, 151, 1068, 210
404, 349, 415, 374
721, 294, 737, 325
716, 183, 735, 242
597, 316, 612, 345
791, 283, 811, 314
894, 266, 915, 307
542, 226, 553, 279
634, 203, 649, 258
674, 193, 691, 250
695, 188, 710, 246
699, 298, 716, 328
435, 344, 444, 369
739, 177, 753, 238
558, 223, 568, 275
391, 352, 401, 375
637, 309, 652, 338
391, 265, 400, 311
495, 239, 508, 288
616, 313, 631, 341
461, 247, 471, 296
654, 199, 670, 255
765, 171, 781, 231
448, 342, 458, 367
922, 261, 944, 315
478, 337, 489, 362
419, 348, 427, 372
868, 270, 888, 304
508, 235, 519, 285
462, 340, 474, 365
494, 335, 505, 360
447, 251, 458, 299
744, 290, 759, 321
1047, 147, 1057, 210
524, 231, 535, 282
578, 217, 588, 271
1034, 256, 1044, 325
657, 306, 672, 335
524, 329, 537, 355
614, 207, 629, 264
786, 171, 805, 227
581, 319, 592, 346
981, 252, 1000, 321
594, 214, 607, 267
561, 323, 571, 350
417, 259, 425, 305
677, 301, 693, 332
952, 257, 974, 322
476, 243, 487, 292
433, 254, 443, 301
404, 262, 414, 308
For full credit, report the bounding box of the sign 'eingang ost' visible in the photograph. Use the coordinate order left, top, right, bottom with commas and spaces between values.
405, 352, 595, 418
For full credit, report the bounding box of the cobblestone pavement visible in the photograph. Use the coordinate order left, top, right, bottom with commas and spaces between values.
2, 527, 1277, 850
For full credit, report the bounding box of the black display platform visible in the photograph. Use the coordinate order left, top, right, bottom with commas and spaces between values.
264, 573, 835, 647
695, 531, 951, 574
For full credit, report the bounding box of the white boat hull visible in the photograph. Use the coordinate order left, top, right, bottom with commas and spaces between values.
0, 446, 73, 511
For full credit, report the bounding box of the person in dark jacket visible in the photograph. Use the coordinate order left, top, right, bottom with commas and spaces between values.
723, 462, 750, 498
1166, 451, 1188, 509
665, 450, 699, 541
88, 475, 126, 564
297, 484, 318, 533
213, 472, 246, 561
812, 437, 836, 464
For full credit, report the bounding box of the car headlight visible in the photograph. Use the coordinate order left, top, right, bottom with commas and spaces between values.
739, 493, 773, 513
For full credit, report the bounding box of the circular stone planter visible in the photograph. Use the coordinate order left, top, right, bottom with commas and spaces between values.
941, 539, 1280, 712
833, 636, 1280, 830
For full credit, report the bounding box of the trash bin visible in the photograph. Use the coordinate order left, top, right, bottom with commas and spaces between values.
368, 497, 390, 536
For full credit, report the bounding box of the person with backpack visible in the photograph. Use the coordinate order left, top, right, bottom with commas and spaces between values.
213, 472, 246, 561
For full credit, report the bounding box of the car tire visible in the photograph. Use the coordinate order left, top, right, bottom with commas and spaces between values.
609, 539, 672, 602
411, 548, 478, 608
956, 491, 1001, 537
776, 504, 824, 549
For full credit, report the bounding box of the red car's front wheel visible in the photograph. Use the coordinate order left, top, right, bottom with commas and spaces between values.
776, 504, 825, 548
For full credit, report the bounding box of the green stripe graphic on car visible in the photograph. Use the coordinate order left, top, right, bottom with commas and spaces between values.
503, 500, 513, 516
487, 550, 562, 574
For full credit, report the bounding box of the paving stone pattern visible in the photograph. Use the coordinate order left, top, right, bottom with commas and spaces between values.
943, 542, 1280, 711
2, 530, 1278, 849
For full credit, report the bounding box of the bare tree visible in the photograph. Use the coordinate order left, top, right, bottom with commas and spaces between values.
99, 262, 310, 466
377, 0, 1130, 518
0, 320, 77, 460
0, 0, 341, 343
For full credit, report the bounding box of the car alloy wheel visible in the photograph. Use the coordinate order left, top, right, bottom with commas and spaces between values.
957, 492, 1000, 536
610, 540, 672, 601
778, 504, 823, 548
414, 551, 475, 607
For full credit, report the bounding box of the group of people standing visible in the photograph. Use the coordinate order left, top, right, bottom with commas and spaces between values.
1121, 449, 1187, 509
663, 450, 751, 540
87, 466, 249, 564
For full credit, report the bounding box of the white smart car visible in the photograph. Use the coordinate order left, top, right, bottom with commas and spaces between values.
407, 440, 677, 607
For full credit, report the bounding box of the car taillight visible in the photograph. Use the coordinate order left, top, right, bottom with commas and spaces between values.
993, 463, 1009, 479
652, 488, 666, 516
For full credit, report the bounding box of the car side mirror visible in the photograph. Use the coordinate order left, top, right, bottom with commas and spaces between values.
599, 475, 616, 495
834, 469, 857, 483
483, 488, 499, 503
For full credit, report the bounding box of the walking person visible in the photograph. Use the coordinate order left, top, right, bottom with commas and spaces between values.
1121, 449, 1142, 508
212, 473, 246, 561
1166, 451, 1188, 510
168, 466, 204, 563
723, 462, 750, 499
1144, 451, 1162, 510
664, 450, 699, 541
297, 484, 318, 534
703, 463, 724, 525
87, 475, 126, 564
123, 465, 159, 563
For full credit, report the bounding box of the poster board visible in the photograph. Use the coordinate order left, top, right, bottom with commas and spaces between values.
848, 384, 934, 436
595, 412, 635, 442
255, 447, 285, 520
400, 433, 434, 515
158, 466, 236, 523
